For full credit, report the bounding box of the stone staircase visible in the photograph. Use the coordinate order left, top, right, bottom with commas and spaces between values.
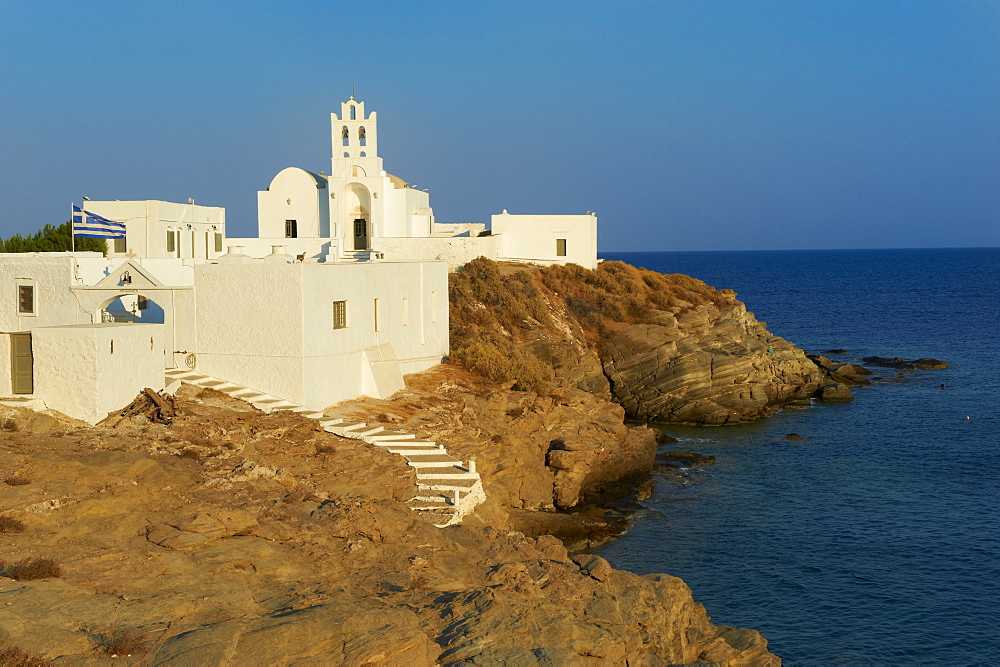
163, 368, 485, 527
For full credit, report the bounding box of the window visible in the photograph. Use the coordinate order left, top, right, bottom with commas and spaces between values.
350, 105, 356, 120
166, 229, 175, 253
373, 298, 381, 332
214, 232, 223, 253
556, 238, 567, 257
343, 152, 350, 158
17, 285, 34, 315
332, 300, 347, 329
360, 152, 366, 157
137, 295, 148, 311
285, 220, 297, 238
114, 236, 127, 254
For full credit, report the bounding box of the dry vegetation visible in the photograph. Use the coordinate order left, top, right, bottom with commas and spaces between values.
0, 558, 61, 581
0, 516, 25, 534
92, 626, 152, 658
0, 644, 52, 667
448, 257, 730, 394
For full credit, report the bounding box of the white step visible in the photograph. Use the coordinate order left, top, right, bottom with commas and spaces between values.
365, 432, 417, 443
384, 446, 440, 455
342, 425, 384, 437
409, 461, 464, 469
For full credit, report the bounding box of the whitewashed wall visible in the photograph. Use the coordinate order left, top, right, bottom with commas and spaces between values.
85, 200, 225, 261
375, 237, 499, 271
192, 260, 448, 409
223, 238, 339, 261
257, 167, 330, 239
491, 212, 599, 270
31, 323, 164, 424
0, 254, 93, 331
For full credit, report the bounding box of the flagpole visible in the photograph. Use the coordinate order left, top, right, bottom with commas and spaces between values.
71, 202, 75, 253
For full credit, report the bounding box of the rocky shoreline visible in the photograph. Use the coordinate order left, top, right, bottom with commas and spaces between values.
0, 255, 949, 664
0, 379, 778, 664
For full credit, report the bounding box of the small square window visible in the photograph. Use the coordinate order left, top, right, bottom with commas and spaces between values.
333, 300, 347, 329
285, 220, 298, 238
556, 238, 567, 257
114, 236, 127, 254
17, 285, 34, 315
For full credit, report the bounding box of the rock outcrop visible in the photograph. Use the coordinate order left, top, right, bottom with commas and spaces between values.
0, 390, 777, 664
600, 297, 827, 424
450, 258, 844, 425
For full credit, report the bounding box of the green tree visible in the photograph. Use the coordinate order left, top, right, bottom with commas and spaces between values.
0, 222, 107, 255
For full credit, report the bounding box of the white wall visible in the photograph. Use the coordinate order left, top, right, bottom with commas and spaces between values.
375, 237, 499, 271
223, 238, 339, 261
192, 260, 448, 409
0, 254, 93, 332
257, 168, 329, 239
31, 323, 164, 424
84, 200, 225, 261
193, 264, 306, 403
491, 212, 598, 270
432, 222, 488, 237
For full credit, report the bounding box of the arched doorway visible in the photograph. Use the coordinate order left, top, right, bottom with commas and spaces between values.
99, 293, 165, 324
344, 183, 371, 251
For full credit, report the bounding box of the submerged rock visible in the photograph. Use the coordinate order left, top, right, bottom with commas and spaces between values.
658, 450, 717, 468
861, 356, 949, 370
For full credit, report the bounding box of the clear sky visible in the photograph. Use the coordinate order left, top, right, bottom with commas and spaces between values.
1, 0, 997, 251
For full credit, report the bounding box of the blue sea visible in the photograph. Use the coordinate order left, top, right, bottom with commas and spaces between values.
596, 248, 1000, 664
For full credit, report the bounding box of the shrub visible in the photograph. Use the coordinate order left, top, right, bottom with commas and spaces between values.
0, 559, 61, 581
0, 644, 52, 666
92, 626, 151, 658
0, 516, 26, 533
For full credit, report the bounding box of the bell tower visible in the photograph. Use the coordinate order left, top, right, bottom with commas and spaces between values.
331, 97, 380, 169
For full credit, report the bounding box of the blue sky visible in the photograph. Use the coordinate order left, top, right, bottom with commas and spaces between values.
1, 0, 997, 251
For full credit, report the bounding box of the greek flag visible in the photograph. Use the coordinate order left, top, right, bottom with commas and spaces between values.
72, 205, 127, 238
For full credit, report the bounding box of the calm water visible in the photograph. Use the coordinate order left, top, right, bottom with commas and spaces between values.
596, 248, 1000, 664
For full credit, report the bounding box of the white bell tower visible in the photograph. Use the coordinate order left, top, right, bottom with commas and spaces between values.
331, 97, 382, 174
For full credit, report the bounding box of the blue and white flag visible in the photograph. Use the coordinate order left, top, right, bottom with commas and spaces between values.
72, 205, 127, 238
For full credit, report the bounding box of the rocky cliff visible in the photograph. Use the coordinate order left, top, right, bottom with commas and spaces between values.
450, 258, 846, 425
0, 389, 777, 664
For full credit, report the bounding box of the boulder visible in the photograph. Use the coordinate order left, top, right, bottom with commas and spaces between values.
819, 383, 853, 402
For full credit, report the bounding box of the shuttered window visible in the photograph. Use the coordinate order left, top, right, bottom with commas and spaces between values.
166, 230, 175, 253
114, 236, 127, 253
17, 285, 34, 314
333, 301, 347, 329
556, 238, 567, 257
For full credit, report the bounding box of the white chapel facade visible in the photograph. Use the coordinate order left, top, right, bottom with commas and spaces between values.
246, 97, 598, 270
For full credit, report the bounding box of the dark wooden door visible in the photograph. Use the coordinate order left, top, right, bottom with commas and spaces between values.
10, 333, 32, 394
353, 218, 368, 250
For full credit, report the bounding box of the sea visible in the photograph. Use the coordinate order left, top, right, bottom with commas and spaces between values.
595, 248, 1000, 665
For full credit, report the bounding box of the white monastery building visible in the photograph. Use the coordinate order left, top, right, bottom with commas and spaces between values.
0, 98, 597, 424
